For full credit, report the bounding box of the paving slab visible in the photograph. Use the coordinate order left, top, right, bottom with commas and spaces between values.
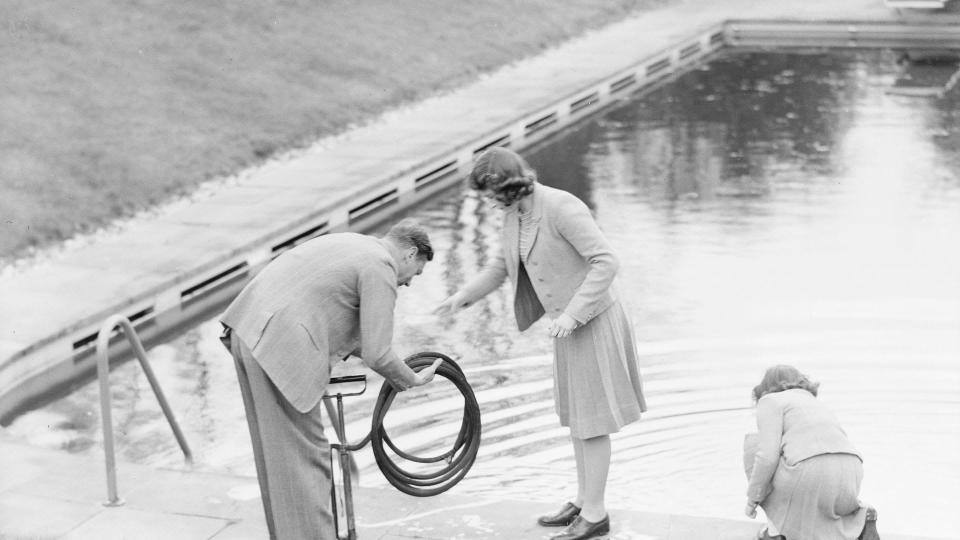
63, 506, 229, 540
208, 517, 270, 540
0, 492, 102, 540
120, 468, 261, 521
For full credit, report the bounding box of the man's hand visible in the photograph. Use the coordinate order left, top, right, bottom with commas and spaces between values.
433, 292, 470, 316
744, 501, 758, 519
412, 358, 444, 387
549, 313, 579, 339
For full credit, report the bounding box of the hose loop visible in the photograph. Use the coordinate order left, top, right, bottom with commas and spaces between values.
368, 352, 481, 497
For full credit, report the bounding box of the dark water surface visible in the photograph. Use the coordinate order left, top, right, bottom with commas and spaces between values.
9, 50, 960, 537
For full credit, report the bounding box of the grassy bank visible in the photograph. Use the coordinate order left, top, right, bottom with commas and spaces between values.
0, 0, 671, 263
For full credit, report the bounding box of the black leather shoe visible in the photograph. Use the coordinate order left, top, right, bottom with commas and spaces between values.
859, 506, 880, 540
537, 502, 581, 527
757, 527, 785, 540
550, 514, 610, 540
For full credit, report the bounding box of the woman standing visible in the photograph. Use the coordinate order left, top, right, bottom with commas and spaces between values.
744, 365, 880, 540
435, 147, 646, 540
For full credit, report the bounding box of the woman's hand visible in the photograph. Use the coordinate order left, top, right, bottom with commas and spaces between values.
549, 313, 579, 338
433, 292, 470, 316
744, 501, 758, 519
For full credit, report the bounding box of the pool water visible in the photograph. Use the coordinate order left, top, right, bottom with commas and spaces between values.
9, 49, 960, 537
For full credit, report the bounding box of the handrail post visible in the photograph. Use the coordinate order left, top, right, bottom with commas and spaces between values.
96, 316, 123, 506
96, 314, 193, 507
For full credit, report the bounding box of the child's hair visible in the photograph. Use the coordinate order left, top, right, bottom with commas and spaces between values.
752, 365, 820, 401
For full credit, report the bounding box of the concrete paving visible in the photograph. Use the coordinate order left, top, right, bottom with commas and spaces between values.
0, 437, 938, 540
1, 0, 958, 538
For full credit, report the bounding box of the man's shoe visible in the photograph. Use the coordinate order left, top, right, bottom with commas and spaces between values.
757, 527, 785, 540
537, 502, 581, 527
859, 507, 881, 540
550, 514, 610, 540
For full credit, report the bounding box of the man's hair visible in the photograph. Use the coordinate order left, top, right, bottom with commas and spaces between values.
384, 218, 434, 261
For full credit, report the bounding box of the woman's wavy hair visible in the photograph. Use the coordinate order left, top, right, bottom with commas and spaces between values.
468, 147, 536, 206
752, 365, 820, 401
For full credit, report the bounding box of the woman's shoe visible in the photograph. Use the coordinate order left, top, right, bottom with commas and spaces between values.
859, 506, 880, 540
537, 502, 581, 527
550, 515, 610, 540
756, 527, 785, 540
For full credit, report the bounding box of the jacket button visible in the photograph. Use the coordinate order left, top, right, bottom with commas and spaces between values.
538, 278, 544, 282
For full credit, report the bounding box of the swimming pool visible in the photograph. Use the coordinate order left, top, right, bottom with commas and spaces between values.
9, 48, 959, 537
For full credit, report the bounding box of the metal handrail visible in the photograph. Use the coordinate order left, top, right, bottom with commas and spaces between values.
96, 314, 192, 506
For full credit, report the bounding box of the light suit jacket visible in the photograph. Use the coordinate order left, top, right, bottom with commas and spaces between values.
459, 183, 619, 330
221, 233, 415, 413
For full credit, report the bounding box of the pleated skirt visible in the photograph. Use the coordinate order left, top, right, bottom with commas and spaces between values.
763, 453, 867, 540
553, 301, 647, 439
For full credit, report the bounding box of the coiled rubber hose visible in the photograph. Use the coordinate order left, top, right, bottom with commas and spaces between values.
353, 352, 482, 497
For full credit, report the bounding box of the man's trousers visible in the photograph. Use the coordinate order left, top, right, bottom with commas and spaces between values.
229, 332, 335, 539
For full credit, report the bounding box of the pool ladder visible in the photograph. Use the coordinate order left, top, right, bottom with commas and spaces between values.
96, 314, 193, 506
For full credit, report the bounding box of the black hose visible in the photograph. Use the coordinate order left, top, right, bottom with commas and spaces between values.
355, 352, 482, 497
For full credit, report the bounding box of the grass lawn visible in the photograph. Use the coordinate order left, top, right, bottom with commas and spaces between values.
0, 0, 670, 263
